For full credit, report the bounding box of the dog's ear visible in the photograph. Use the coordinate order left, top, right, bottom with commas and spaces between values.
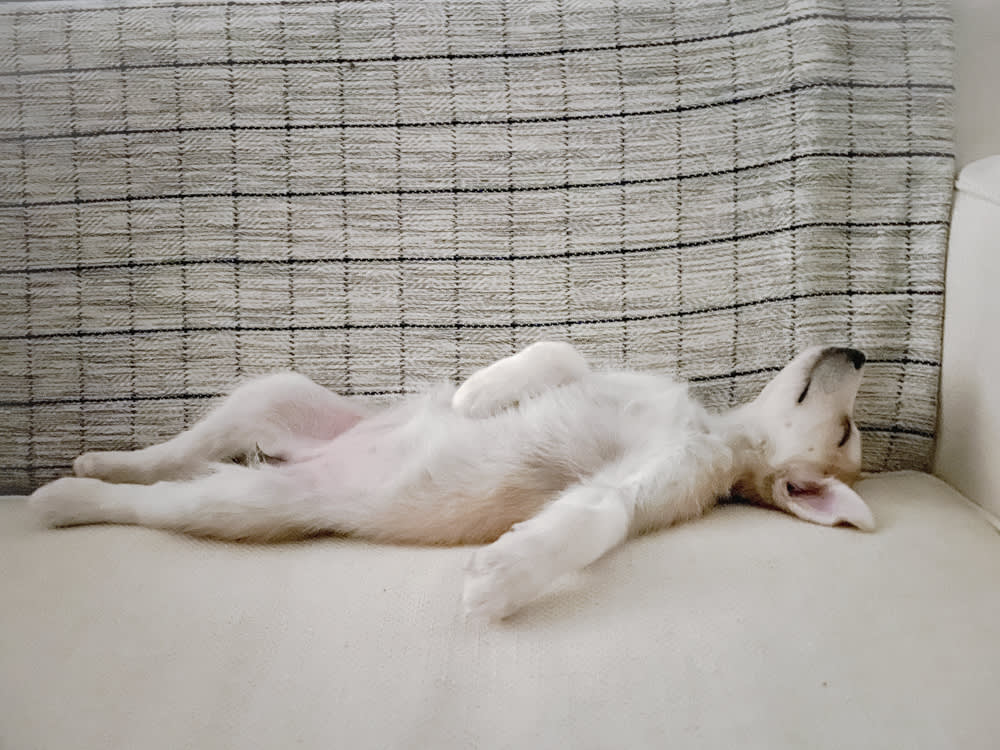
772, 473, 875, 531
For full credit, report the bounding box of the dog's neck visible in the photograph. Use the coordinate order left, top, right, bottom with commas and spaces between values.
706, 404, 773, 501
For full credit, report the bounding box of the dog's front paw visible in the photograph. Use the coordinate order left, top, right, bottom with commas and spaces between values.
463, 530, 557, 620
29, 476, 108, 528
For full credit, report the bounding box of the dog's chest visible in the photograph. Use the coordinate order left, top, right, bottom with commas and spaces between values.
513, 371, 710, 464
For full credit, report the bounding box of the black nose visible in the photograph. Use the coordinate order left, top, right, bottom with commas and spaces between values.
824, 347, 866, 370
844, 348, 866, 370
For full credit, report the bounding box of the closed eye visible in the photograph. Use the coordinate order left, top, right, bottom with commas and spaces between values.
796, 379, 811, 404
837, 418, 852, 447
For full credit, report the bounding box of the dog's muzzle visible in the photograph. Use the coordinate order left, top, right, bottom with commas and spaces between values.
818, 347, 866, 371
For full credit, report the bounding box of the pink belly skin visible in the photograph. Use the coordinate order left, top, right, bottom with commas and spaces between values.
272, 396, 566, 544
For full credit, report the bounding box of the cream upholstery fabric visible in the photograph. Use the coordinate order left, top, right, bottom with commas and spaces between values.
953, 0, 1000, 166
935, 156, 1000, 515
2, 471, 999, 749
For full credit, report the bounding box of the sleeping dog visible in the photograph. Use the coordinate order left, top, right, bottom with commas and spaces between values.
30, 342, 874, 619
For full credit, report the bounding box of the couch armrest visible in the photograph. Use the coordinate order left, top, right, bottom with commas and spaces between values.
934, 156, 1000, 512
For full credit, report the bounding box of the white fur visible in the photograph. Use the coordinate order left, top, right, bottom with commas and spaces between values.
29, 341, 874, 619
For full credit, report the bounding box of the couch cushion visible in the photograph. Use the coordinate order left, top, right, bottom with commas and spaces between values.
2, 471, 998, 749
0, 0, 955, 492
936, 156, 1000, 514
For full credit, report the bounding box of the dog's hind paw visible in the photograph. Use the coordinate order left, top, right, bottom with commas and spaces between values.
29, 477, 109, 528
462, 530, 557, 620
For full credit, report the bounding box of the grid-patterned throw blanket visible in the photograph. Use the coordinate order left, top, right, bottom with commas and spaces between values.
0, 0, 954, 492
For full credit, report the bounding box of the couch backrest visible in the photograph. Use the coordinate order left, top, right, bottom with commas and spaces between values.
0, 0, 954, 492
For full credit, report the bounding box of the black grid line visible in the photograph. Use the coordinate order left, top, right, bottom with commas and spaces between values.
115, 6, 138, 466
727, 0, 740, 407
613, 0, 628, 367
2, 150, 955, 209
225, 0, 243, 379
12, 13, 36, 486
0, 12, 953, 76
557, 0, 572, 347
0, 357, 942, 409
0, 0, 441, 17
171, 3, 192, 429
885, 4, 917, 472
500, 0, 516, 354
4, 219, 949, 276
279, 3, 296, 372
63, 12, 86, 458
860, 425, 935, 439
670, 0, 683, 377
0, 289, 944, 343
444, 0, 461, 383
390, 0, 405, 393
785, 9, 800, 360
1, 81, 953, 143
846, 10, 857, 384
0, 1, 952, 20
335, 3, 352, 397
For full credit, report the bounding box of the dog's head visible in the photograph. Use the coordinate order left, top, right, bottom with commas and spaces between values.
734, 346, 874, 531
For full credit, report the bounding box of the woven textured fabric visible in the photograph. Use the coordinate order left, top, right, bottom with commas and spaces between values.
0, 0, 954, 492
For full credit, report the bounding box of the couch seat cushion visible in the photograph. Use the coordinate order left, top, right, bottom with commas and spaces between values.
1, 471, 998, 749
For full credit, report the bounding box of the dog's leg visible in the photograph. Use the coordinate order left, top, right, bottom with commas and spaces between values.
462, 481, 632, 619
30, 464, 333, 541
74, 372, 370, 484
452, 340, 590, 418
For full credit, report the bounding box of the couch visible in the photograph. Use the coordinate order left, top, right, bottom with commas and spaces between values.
2, 0, 999, 747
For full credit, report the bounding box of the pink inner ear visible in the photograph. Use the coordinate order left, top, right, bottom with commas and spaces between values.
794, 489, 839, 515
778, 476, 876, 531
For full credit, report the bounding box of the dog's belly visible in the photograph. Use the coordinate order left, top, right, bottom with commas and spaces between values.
288, 374, 698, 543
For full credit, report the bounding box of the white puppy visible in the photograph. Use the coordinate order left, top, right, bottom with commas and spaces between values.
30, 342, 874, 619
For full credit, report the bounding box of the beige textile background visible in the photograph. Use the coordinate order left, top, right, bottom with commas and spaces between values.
0, 0, 954, 491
